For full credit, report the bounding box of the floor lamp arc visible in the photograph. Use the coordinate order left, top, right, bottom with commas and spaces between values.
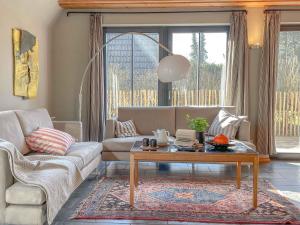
78, 31, 191, 121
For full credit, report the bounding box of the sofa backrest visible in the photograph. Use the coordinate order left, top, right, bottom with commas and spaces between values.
117, 106, 237, 136
175, 106, 236, 130
0, 111, 30, 155
118, 107, 176, 136
15, 108, 53, 136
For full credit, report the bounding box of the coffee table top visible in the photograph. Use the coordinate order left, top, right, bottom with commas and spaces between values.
131, 140, 257, 155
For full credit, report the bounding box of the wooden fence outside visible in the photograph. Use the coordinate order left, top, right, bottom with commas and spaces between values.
107, 90, 300, 137
275, 91, 300, 136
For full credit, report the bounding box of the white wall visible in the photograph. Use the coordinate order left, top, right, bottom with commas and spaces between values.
51, 14, 89, 120
0, 0, 60, 112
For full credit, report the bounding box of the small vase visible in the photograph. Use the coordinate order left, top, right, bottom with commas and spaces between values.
196, 131, 205, 144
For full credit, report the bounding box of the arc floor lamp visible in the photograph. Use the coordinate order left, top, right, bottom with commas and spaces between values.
78, 31, 191, 121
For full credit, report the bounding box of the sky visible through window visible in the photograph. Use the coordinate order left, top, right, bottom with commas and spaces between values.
172, 33, 227, 64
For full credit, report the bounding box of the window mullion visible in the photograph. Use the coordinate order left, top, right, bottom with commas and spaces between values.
197, 32, 201, 106
131, 33, 134, 106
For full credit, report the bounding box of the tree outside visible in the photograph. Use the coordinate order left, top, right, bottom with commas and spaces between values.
275, 31, 300, 148
172, 32, 224, 106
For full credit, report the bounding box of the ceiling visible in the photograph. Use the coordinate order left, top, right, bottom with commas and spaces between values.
58, 0, 300, 9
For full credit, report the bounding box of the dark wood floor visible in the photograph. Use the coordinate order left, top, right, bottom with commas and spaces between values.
53, 160, 300, 225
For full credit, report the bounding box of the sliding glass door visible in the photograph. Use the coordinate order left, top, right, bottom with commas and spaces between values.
275, 26, 300, 154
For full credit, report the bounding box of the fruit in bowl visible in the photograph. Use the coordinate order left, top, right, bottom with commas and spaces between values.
206, 134, 234, 151
213, 134, 229, 145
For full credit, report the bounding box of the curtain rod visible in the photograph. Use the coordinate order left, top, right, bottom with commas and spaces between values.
67, 9, 247, 16
264, 8, 300, 13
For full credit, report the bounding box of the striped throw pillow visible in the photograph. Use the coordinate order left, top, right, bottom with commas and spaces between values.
208, 109, 243, 139
115, 120, 138, 138
26, 128, 75, 155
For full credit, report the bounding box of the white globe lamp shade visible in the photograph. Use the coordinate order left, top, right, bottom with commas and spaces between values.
157, 55, 191, 83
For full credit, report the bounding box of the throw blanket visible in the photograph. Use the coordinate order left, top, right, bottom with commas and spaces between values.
0, 139, 84, 225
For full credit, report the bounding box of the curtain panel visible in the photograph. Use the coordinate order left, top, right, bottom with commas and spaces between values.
82, 13, 105, 142
256, 11, 281, 155
224, 11, 249, 116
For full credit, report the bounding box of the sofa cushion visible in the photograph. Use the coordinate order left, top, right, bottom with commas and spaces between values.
5, 204, 46, 225
103, 136, 175, 152
118, 107, 176, 136
237, 140, 256, 150
26, 128, 75, 155
208, 109, 243, 139
66, 142, 102, 168
115, 120, 138, 138
175, 106, 236, 130
16, 108, 53, 136
0, 111, 30, 154
6, 182, 45, 205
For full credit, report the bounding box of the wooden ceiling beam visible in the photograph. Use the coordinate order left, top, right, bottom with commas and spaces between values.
58, 0, 300, 9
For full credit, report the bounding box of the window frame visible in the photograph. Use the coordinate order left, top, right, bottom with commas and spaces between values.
103, 27, 167, 109
103, 25, 229, 112
281, 24, 300, 32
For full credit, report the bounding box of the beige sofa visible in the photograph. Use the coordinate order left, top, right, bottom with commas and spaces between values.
0, 108, 102, 225
102, 106, 255, 161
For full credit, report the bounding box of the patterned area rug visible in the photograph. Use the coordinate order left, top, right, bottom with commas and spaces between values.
72, 176, 300, 224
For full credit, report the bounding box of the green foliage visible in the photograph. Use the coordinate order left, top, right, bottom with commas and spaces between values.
175, 32, 223, 92
186, 114, 209, 132
278, 31, 300, 92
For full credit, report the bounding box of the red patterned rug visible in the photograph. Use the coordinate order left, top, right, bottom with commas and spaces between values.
72, 176, 300, 224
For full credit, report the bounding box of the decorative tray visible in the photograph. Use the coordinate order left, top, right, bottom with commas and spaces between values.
175, 143, 204, 152
139, 145, 159, 151
206, 141, 235, 151
157, 143, 169, 147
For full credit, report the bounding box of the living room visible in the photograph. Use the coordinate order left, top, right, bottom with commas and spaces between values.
0, 0, 300, 225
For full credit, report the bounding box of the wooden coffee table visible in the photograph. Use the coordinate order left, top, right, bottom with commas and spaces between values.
129, 141, 259, 208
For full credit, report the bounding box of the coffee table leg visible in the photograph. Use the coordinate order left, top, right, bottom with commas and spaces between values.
130, 154, 135, 207
236, 161, 241, 189
134, 160, 139, 187
253, 156, 259, 208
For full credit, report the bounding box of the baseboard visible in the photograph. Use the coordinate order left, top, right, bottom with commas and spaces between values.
259, 154, 271, 163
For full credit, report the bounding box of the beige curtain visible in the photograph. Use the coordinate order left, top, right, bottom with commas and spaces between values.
82, 13, 105, 141
256, 11, 281, 155
224, 11, 249, 116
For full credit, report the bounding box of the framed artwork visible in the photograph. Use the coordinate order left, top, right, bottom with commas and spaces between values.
12, 28, 39, 98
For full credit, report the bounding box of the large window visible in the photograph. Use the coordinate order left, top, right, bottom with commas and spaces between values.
105, 27, 228, 118
170, 29, 227, 106
275, 26, 300, 154
105, 30, 159, 118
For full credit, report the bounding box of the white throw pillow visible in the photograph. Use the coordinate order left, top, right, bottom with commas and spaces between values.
208, 109, 244, 139
115, 120, 138, 138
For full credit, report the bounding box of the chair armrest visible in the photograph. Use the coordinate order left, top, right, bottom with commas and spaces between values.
0, 151, 14, 222
53, 121, 82, 142
236, 120, 251, 142
105, 119, 116, 139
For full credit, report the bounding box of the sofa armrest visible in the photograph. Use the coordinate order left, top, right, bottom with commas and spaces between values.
0, 151, 14, 223
53, 121, 82, 142
105, 119, 116, 139
236, 120, 251, 142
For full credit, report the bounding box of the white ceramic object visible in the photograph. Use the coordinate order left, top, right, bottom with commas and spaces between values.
157, 54, 191, 83
153, 129, 170, 145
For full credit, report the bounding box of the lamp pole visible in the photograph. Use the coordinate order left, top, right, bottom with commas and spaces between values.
78, 32, 174, 121
78, 31, 191, 121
